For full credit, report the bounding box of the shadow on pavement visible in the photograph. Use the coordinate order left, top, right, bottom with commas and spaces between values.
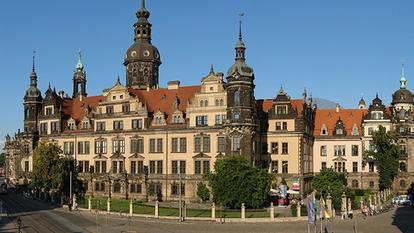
392, 206, 414, 233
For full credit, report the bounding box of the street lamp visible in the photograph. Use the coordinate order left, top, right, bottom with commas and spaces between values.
16, 216, 22, 233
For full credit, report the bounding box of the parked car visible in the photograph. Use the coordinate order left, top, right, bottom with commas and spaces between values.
392, 195, 410, 206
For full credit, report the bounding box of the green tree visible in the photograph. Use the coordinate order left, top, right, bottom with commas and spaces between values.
313, 168, 347, 199
206, 156, 273, 209
31, 142, 71, 193
196, 182, 210, 202
364, 125, 400, 190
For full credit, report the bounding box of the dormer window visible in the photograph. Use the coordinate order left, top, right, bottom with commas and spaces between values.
351, 124, 359, 136
106, 106, 114, 114
122, 104, 130, 113
320, 124, 328, 136
276, 105, 287, 115
152, 111, 166, 126
68, 122, 76, 131
371, 111, 383, 120
336, 128, 343, 135
45, 106, 54, 116
334, 120, 345, 136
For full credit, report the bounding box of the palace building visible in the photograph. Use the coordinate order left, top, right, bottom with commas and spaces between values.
5, 1, 413, 202
4, 0, 316, 201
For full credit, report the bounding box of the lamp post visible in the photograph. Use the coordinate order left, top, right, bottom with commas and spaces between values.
17, 216, 22, 233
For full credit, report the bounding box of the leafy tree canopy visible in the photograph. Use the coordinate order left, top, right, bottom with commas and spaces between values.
313, 168, 347, 199
364, 125, 400, 190
196, 182, 210, 202
31, 142, 70, 193
206, 155, 273, 209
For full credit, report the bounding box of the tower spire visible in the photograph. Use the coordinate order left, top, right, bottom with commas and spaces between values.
235, 13, 246, 61
30, 50, 38, 87
32, 50, 36, 73
400, 63, 407, 89
76, 48, 84, 71
238, 13, 244, 41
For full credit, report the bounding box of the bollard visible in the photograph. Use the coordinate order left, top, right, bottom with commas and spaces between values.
129, 199, 133, 216
155, 201, 159, 217
211, 203, 216, 221
297, 203, 301, 217
326, 194, 332, 219
341, 192, 347, 219
88, 196, 92, 211
241, 203, 245, 220
360, 199, 364, 211
270, 202, 275, 220
107, 197, 111, 213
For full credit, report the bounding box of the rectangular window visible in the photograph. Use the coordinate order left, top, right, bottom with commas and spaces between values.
179, 138, 187, 153
271, 142, 278, 154
149, 161, 156, 174
113, 120, 123, 130
112, 139, 125, 154
271, 160, 278, 173
353, 162, 358, 172
368, 162, 374, 172
282, 161, 288, 173
276, 106, 287, 115
202, 160, 210, 174
321, 162, 327, 170
137, 161, 143, 174
132, 119, 143, 129
352, 145, 358, 156
24, 161, 29, 172
203, 137, 210, 153
112, 161, 118, 173
149, 138, 163, 153
78, 141, 90, 154
194, 137, 201, 153
130, 184, 142, 193
171, 138, 178, 153
195, 161, 201, 174
156, 160, 163, 174
282, 142, 288, 154
122, 104, 130, 113
368, 127, 373, 135
106, 106, 113, 114
131, 161, 136, 174
180, 161, 186, 174
196, 116, 208, 126
276, 122, 282, 131
334, 145, 346, 156
63, 142, 74, 155
51, 121, 58, 133
157, 139, 163, 152
215, 115, 222, 125
282, 122, 288, 130
96, 122, 106, 131
40, 123, 48, 134
218, 137, 225, 153
130, 138, 144, 153
45, 106, 53, 116
320, 145, 327, 156
172, 161, 178, 174
232, 137, 241, 151
95, 161, 101, 173
95, 140, 107, 154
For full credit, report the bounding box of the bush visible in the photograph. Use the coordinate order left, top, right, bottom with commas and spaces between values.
196, 182, 210, 202
355, 189, 365, 196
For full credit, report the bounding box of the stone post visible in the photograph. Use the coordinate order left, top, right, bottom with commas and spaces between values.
296, 203, 301, 217
211, 203, 216, 221
107, 197, 111, 213
341, 192, 347, 219
241, 203, 245, 220
155, 200, 159, 217
360, 199, 364, 210
326, 194, 332, 218
129, 199, 133, 216
88, 195, 92, 211
347, 198, 352, 213
270, 202, 275, 220
368, 195, 372, 207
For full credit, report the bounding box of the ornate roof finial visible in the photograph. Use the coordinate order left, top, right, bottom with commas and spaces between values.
278, 85, 285, 95
400, 62, 407, 89
117, 75, 121, 84
76, 48, 84, 71
137, 0, 150, 19
32, 50, 36, 72
209, 64, 214, 75
238, 13, 244, 41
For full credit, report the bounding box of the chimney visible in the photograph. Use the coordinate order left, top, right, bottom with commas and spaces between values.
336, 103, 340, 113
167, 80, 180, 90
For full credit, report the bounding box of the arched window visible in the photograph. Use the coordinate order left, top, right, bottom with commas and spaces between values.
200, 100, 204, 107
204, 100, 208, 107
215, 99, 219, 106
399, 162, 407, 172
351, 180, 359, 188
400, 180, 406, 188
113, 182, 121, 193
220, 99, 224, 106
234, 91, 240, 106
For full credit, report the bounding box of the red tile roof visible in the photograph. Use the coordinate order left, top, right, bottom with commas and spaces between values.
314, 109, 367, 136
62, 96, 105, 123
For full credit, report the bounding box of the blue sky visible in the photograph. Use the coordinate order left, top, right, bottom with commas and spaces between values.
1, 0, 414, 142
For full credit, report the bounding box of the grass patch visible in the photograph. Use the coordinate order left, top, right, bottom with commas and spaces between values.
133, 203, 155, 215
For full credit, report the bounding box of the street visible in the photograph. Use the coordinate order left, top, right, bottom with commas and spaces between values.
0, 193, 413, 233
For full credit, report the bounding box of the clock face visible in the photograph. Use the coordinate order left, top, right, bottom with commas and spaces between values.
154, 51, 159, 59
143, 50, 150, 57
131, 51, 137, 57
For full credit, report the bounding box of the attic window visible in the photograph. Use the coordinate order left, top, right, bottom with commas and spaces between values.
276, 106, 287, 115
68, 122, 76, 131
351, 124, 359, 136
210, 87, 214, 91
112, 96, 116, 100
120, 95, 123, 99
320, 124, 328, 136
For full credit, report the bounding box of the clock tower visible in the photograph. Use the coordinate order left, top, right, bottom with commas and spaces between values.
124, 0, 161, 89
